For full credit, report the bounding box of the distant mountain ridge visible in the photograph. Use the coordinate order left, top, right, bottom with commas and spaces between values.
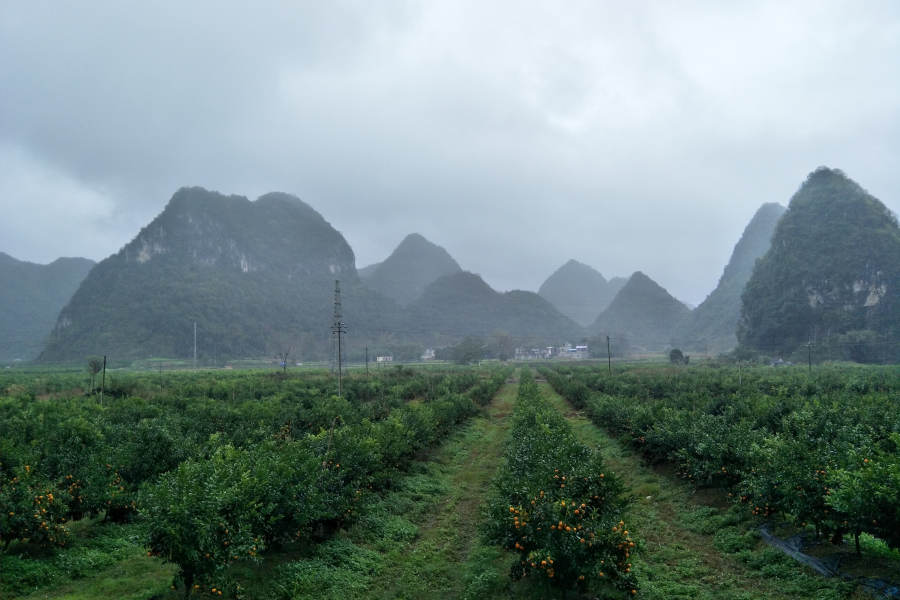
590, 271, 690, 351
0, 253, 95, 361
674, 202, 786, 352
408, 271, 583, 344
739, 167, 900, 362
40, 187, 401, 362
538, 260, 626, 326
362, 233, 461, 306
357, 262, 381, 278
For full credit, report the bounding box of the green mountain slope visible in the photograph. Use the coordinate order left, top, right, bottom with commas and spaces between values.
407, 271, 583, 344
40, 187, 402, 362
589, 271, 690, 351
674, 202, 786, 353
0, 253, 95, 361
357, 262, 381, 278
538, 260, 623, 327
363, 234, 461, 306
738, 167, 900, 362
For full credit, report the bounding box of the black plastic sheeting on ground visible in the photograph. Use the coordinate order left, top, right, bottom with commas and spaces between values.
759, 523, 900, 598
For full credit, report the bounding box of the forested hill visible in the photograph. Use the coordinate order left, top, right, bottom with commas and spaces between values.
673, 202, 785, 353
0, 253, 95, 362
589, 271, 690, 351
407, 271, 584, 345
361, 233, 461, 306
537, 260, 626, 327
739, 167, 900, 362
39, 187, 402, 362
357, 262, 381, 278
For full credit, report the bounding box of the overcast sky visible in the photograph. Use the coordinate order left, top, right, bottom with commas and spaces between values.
1, 1, 898, 305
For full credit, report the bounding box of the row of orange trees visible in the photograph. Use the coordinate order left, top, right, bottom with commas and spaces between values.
480, 367, 637, 596
1, 365, 512, 597
540, 364, 900, 555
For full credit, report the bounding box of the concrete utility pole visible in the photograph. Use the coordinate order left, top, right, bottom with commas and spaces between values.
606, 336, 612, 376
332, 280, 347, 397
193, 322, 197, 372
100, 355, 106, 405
366, 347, 369, 377
807, 342, 812, 373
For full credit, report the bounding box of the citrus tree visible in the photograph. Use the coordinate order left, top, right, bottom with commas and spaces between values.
481, 368, 637, 595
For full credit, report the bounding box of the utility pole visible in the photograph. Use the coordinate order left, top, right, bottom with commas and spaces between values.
193, 322, 197, 372
606, 336, 612, 376
100, 356, 106, 405
366, 347, 369, 377
331, 280, 347, 397
807, 342, 812, 373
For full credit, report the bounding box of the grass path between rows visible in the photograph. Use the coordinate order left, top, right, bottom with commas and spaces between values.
352, 381, 520, 600
538, 382, 866, 600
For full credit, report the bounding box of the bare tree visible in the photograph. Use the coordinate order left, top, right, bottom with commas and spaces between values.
275, 347, 291, 374
86, 355, 103, 392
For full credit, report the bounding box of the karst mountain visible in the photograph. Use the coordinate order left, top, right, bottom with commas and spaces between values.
589, 271, 690, 351
739, 167, 900, 362
538, 260, 626, 327
673, 202, 786, 353
0, 253, 95, 361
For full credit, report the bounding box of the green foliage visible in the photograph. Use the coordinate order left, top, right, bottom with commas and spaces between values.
0, 522, 151, 596
140, 448, 262, 594
590, 272, 690, 351
407, 271, 583, 346
828, 435, 900, 551
0, 365, 507, 596
0, 253, 95, 362
541, 362, 900, 560
1, 465, 70, 549
450, 337, 488, 365
39, 187, 404, 362
487, 330, 516, 361
739, 167, 900, 360
272, 540, 383, 600
363, 233, 461, 307
480, 368, 637, 595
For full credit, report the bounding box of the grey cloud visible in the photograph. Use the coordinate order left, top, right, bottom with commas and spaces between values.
1, 0, 898, 306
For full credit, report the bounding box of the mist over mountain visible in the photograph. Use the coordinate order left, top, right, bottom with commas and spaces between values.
537, 260, 624, 327
0, 253, 95, 361
357, 262, 381, 279
589, 271, 690, 351
674, 202, 786, 353
362, 233, 462, 306
40, 187, 402, 362
739, 168, 900, 362
407, 271, 583, 346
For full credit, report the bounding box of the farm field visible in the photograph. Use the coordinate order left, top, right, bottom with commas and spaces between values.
2, 361, 899, 599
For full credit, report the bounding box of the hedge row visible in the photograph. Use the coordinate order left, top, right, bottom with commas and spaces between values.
480, 367, 637, 596
540, 365, 900, 554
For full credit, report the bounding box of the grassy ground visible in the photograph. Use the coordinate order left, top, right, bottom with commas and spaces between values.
538, 382, 867, 600
347, 380, 519, 600
2, 520, 176, 600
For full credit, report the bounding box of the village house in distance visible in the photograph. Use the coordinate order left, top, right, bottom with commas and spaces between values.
514, 342, 588, 360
